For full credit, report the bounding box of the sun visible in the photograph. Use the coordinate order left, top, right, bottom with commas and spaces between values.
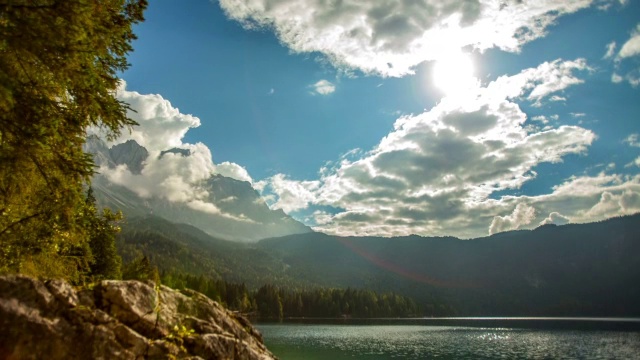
432, 51, 477, 96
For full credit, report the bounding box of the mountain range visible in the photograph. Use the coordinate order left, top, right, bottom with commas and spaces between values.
84, 137, 640, 316
116, 213, 640, 317
84, 135, 310, 242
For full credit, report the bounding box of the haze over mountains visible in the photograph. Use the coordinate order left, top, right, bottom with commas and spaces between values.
85, 135, 310, 242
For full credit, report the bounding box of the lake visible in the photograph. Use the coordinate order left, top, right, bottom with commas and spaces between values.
256, 318, 640, 359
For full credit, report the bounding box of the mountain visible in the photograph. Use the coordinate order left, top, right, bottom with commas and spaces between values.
84, 135, 310, 241
117, 210, 640, 317
117, 215, 300, 287
256, 214, 640, 316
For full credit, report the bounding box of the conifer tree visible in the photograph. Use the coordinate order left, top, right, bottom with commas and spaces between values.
85, 187, 123, 281
0, 0, 147, 279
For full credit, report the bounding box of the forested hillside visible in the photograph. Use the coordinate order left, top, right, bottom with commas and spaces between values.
116, 213, 640, 317
258, 214, 640, 316
116, 215, 449, 318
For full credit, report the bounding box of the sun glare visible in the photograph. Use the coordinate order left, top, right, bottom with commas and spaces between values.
432, 51, 477, 96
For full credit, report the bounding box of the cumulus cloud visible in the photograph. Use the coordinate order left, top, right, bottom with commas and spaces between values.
103, 142, 214, 202
310, 79, 336, 95
95, 82, 256, 222
489, 203, 536, 234
539, 212, 571, 226
265, 174, 320, 213
109, 81, 201, 152
531, 173, 640, 223
585, 189, 640, 218
215, 162, 253, 183
220, 0, 611, 77
617, 24, 640, 59
252, 59, 640, 239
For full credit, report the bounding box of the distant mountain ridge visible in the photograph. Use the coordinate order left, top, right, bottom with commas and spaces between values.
116, 211, 640, 317
256, 214, 640, 316
84, 135, 310, 241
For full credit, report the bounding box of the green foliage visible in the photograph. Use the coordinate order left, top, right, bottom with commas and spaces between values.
164, 324, 194, 355
160, 270, 422, 320
255, 284, 283, 319
116, 216, 296, 287
122, 254, 159, 283
84, 188, 122, 280
0, 0, 147, 279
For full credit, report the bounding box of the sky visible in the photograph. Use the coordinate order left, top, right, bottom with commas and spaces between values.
110, 0, 640, 239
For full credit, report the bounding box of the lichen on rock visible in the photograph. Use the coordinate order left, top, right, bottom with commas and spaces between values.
0, 275, 276, 359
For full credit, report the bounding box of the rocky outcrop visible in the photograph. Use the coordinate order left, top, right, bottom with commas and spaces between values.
0, 275, 277, 359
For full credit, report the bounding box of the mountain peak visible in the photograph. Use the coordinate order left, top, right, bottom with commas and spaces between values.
160, 147, 191, 158
108, 140, 149, 174
85, 136, 310, 242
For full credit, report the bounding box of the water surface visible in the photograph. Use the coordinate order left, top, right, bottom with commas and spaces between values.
257, 319, 640, 359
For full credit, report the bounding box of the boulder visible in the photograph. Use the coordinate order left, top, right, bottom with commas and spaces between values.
0, 275, 276, 359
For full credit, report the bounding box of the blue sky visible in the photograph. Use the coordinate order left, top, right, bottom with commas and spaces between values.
109, 0, 640, 238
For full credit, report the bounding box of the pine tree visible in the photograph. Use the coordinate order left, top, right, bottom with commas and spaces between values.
0, 0, 147, 280
84, 188, 122, 281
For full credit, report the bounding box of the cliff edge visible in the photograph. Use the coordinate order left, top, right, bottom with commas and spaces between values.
0, 275, 276, 359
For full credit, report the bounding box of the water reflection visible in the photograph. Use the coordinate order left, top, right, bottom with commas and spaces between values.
258, 324, 640, 360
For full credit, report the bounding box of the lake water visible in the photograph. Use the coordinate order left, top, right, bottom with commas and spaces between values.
257, 318, 640, 359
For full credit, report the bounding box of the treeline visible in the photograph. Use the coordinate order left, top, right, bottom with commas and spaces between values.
158, 271, 424, 319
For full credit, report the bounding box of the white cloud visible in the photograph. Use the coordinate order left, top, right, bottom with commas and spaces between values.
626, 157, 640, 168
102, 142, 215, 203
310, 79, 336, 95
549, 95, 567, 102
612, 73, 624, 83
265, 174, 320, 213
584, 189, 640, 219
220, 0, 609, 77
483, 58, 591, 107
624, 133, 640, 147
610, 24, 640, 87
617, 24, 640, 59
538, 173, 640, 223
598, 0, 628, 10
539, 211, 570, 226
489, 202, 536, 234
215, 162, 253, 183
187, 199, 256, 223
603, 41, 617, 59
95, 82, 257, 221
255, 59, 637, 239
523, 59, 591, 106
110, 81, 201, 152
305, 210, 334, 226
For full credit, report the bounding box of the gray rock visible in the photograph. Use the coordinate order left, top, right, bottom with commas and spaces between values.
0, 275, 277, 360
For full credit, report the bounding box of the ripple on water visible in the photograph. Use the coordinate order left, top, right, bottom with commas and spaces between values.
257, 324, 640, 360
